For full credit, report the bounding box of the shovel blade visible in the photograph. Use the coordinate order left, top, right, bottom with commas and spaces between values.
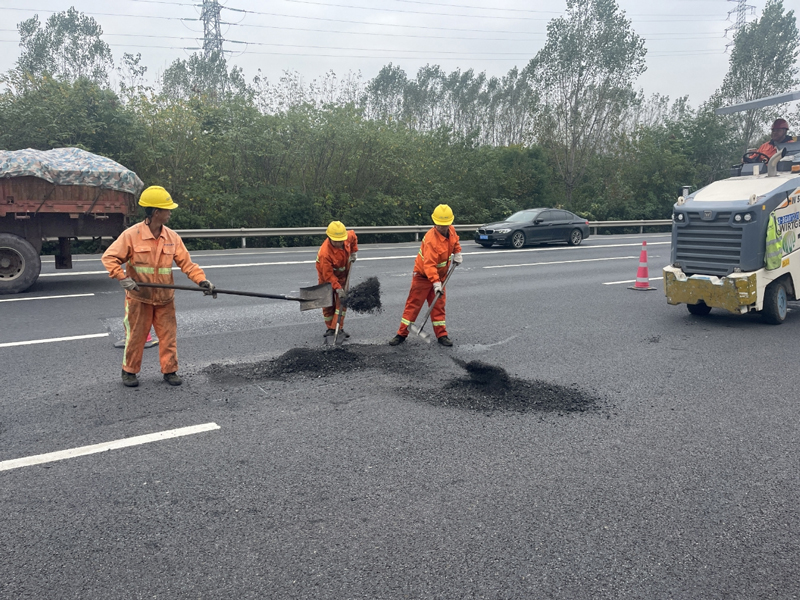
409, 323, 432, 342
298, 283, 334, 311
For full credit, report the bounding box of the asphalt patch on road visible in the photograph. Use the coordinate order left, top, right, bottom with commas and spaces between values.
346, 276, 382, 314
204, 345, 413, 382
412, 358, 600, 414
204, 348, 602, 415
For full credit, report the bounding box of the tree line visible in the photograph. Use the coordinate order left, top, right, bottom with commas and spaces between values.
0, 0, 798, 249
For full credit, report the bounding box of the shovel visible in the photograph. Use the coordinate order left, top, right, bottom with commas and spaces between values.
409, 263, 457, 342
137, 282, 333, 311
333, 263, 353, 346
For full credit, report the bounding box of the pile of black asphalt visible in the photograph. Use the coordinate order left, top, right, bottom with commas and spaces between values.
204, 346, 601, 415
345, 276, 382, 314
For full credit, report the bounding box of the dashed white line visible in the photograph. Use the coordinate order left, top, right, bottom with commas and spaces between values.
0, 333, 109, 348
604, 276, 664, 286
484, 256, 637, 269
0, 293, 94, 303
0, 423, 221, 472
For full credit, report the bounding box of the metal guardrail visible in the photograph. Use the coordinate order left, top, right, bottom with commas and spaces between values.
174, 220, 673, 243
44, 220, 673, 243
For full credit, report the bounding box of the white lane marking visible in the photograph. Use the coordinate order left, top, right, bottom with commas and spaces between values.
40, 271, 108, 277
604, 276, 664, 285
0, 333, 109, 348
0, 423, 221, 472
473, 241, 669, 256
484, 256, 636, 269
0, 293, 94, 303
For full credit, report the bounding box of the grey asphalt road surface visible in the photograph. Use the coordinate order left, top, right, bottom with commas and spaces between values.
1, 233, 798, 599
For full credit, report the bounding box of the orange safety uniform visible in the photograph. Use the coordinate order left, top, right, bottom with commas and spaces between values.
397, 225, 461, 339
102, 221, 206, 375
316, 230, 358, 330
748, 134, 795, 161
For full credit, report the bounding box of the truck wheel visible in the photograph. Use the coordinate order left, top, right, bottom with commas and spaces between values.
0, 233, 41, 294
762, 280, 788, 324
687, 302, 712, 316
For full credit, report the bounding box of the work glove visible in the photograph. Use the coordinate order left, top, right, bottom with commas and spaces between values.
349, 252, 358, 263
199, 280, 217, 299
453, 252, 463, 265
433, 281, 443, 295
120, 277, 139, 292
336, 288, 347, 302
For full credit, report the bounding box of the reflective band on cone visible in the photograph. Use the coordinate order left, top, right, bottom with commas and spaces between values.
629, 241, 656, 291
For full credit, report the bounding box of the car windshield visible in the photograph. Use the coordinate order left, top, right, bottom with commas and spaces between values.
506, 210, 542, 223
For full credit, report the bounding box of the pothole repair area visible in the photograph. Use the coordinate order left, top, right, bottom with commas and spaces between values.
204, 347, 602, 414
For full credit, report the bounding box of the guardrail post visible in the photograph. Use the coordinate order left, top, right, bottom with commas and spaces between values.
241, 237, 246, 248
415, 233, 419, 242
639, 226, 643, 234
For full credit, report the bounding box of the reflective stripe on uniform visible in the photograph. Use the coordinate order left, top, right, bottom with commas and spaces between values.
431, 320, 446, 327
324, 315, 334, 321
131, 266, 155, 274
157, 268, 171, 275
435, 260, 448, 268
333, 267, 346, 272
401, 318, 412, 326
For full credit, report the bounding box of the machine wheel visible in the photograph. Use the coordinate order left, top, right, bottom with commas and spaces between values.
762, 280, 788, 324
477, 241, 493, 248
0, 233, 41, 294
568, 229, 583, 246
687, 302, 712, 316
510, 231, 526, 249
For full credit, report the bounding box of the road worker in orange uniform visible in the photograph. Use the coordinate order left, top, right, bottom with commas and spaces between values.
389, 204, 463, 347
745, 118, 795, 162
316, 221, 358, 338
102, 186, 215, 388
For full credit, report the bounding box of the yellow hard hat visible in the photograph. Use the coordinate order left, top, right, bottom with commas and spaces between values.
431, 204, 454, 226
326, 220, 348, 241
138, 186, 178, 210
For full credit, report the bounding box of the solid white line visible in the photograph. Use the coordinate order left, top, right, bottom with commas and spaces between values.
603, 276, 665, 285
0, 423, 221, 472
0, 293, 94, 303
484, 256, 637, 269
39, 270, 108, 277
0, 333, 109, 348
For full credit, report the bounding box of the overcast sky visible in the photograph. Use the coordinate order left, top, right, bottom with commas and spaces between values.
0, 0, 778, 106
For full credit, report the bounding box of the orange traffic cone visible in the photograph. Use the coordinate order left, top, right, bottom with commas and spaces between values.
629, 241, 656, 291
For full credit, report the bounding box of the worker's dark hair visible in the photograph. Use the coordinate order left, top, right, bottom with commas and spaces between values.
144, 207, 157, 218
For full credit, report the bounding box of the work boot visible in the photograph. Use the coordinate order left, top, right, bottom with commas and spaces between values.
338, 329, 350, 339
389, 334, 407, 346
323, 329, 336, 337
163, 372, 183, 386
437, 335, 453, 347
122, 369, 139, 388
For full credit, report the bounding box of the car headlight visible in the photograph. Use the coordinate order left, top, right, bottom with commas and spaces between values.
495, 228, 511, 234
744, 213, 752, 222
673, 213, 685, 222
734, 214, 742, 222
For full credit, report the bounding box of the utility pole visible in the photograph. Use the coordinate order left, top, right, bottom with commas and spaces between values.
724, 0, 755, 51
201, 0, 223, 58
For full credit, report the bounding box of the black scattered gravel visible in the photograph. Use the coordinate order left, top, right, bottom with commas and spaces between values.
417, 359, 600, 414
345, 276, 382, 314
204, 349, 601, 415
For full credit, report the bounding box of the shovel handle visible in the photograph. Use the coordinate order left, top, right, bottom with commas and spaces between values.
137, 282, 304, 302
333, 262, 354, 345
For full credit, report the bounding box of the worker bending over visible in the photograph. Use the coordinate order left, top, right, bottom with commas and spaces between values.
102, 186, 215, 388
316, 220, 358, 338
390, 204, 463, 347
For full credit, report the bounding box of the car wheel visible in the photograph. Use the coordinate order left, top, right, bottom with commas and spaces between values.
477, 241, 493, 248
568, 229, 583, 246
0, 233, 41, 294
762, 280, 788, 324
686, 302, 712, 316
510, 231, 525, 249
